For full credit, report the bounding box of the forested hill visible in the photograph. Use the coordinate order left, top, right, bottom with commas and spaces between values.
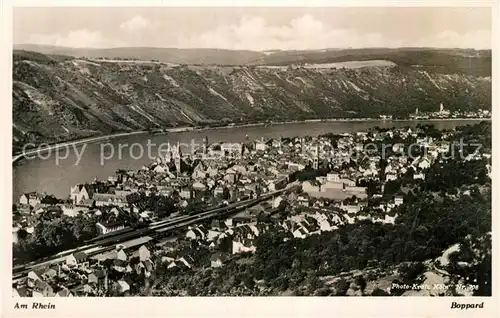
12, 49, 491, 151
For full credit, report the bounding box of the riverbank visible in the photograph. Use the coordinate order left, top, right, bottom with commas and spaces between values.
13, 117, 490, 163
196, 117, 491, 132
12, 130, 149, 162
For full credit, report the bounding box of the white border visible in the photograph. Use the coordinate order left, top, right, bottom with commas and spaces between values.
9, 0, 500, 7
2, 1, 499, 317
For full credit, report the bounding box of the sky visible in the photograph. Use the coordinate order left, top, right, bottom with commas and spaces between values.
13, 7, 492, 50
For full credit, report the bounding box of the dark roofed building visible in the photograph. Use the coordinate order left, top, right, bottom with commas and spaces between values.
211, 219, 228, 231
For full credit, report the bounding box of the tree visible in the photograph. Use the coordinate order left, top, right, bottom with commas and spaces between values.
41, 195, 60, 205
355, 276, 367, 294
399, 262, 425, 283
371, 287, 389, 296
222, 187, 231, 200
243, 275, 255, 290
333, 278, 350, 296
17, 228, 28, 241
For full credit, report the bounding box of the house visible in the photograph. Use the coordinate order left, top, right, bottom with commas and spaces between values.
77, 199, 95, 209
297, 194, 310, 207
413, 172, 425, 180
33, 280, 54, 297
302, 180, 321, 193
93, 193, 127, 207
153, 165, 169, 174
96, 248, 128, 262
66, 251, 88, 267
115, 280, 130, 294
255, 140, 268, 151
55, 288, 73, 297
178, 255, 194, 269
340, 204, 361, 214
88, 270, 106, 285
210, 253, 229, 268
96, 221, 126, 235
191, 161, 207, 180
211, 219, 228, 231
186, 226, 208, 240
132, 245, 151, 262
394, 196, 404, 206
41, 268, 58, 281
292, 227, 308, 239
12, 227, 19, 244
213, 186, 225, 198
161, 252, 177, 264
224, 218, 234, 228
232, 217, 252, 227
224, 172, 237, 184
143, 258, 155, 274
272, 196, 287, 209
326, 173, 340, 183
133, 259, 155, 277
192, 181, 207, 191
19, 192, 43, 206
317, 217, 334, 232
417, 157, 432, 169
207, 229, 222, 241
340, 178, 356, 187
232, 239, 256, 254
281, 220, 296, 232
27, 269, 44, 287
385, 173, 398, 182
70, 184, 93, 205
180, 188, 192, 200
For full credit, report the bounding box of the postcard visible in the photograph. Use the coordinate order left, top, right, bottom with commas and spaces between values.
2, 1, 498, 317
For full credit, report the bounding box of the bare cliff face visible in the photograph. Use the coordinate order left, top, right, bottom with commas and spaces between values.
12, 49, 491, 152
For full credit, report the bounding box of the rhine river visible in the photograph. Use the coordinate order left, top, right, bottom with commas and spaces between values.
13, 119, 484, 200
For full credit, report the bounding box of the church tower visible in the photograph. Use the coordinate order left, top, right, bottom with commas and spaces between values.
165, 150, 172, 163
174, 157, 182, 173
203, 136, 209, 156
174, 142, 182, 173
313, 144, 319, 170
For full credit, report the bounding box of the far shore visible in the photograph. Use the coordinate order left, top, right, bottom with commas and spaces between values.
13, 117, 490, 162
198, 117, 490, 131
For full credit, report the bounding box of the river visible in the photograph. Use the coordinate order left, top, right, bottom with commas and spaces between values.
13, 119, 484, 200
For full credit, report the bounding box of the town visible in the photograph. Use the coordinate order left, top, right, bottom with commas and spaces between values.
12, 121, 492, 297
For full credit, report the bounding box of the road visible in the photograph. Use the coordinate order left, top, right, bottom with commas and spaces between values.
12, 182, 300, 281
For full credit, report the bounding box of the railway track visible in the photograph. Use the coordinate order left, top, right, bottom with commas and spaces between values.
12, 183, 300, 279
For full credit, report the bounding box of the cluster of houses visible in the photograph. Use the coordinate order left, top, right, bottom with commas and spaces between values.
409, 103, 491, 120
13, 240, 155, 297
14, 124, 492, 297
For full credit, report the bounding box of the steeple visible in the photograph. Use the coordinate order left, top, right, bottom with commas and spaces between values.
313, 144, 319, 170
203, 136, 209, 155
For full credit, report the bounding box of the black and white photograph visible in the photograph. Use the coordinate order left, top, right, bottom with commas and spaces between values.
3, 1, 498, 317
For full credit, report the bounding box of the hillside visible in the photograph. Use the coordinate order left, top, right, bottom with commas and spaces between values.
13, 45, 492, 77
12, 49, 491, 152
